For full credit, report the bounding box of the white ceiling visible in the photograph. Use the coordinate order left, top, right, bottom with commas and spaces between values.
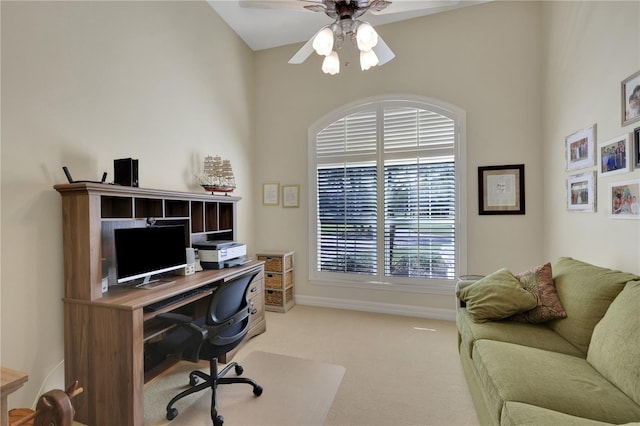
207, 0, 487, 51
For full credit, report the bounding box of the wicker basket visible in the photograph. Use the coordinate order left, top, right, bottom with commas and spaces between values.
265, 287, 294, 307
264, 270, 293, 290
258, 253, 293, 272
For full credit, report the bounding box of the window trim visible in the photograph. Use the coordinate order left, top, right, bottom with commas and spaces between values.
307, 94, 467, 294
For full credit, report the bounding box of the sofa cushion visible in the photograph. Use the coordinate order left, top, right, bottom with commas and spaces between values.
456, 268, 537, 323
456, 308, 584, 359
500, 402, 628, 426
587, 280, 640, 406
472, 339, 640, 425
508, 262, 567, 323
547, 257, 639, 354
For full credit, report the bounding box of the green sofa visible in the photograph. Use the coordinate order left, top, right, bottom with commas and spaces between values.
456, 257, 640, 426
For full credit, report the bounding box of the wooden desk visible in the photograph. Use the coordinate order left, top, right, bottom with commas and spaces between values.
1, 367, 29, 425
64, 262, 265, 426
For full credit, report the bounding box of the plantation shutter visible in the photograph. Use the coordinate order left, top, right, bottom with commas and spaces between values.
383, 107, 456, 279
316, 110, 378, 274
314, 103, 457, 282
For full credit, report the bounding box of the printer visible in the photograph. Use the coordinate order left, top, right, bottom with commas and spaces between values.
193, 240, 248, 269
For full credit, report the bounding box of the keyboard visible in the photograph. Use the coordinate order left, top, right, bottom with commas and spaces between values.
144, 287, 211, 312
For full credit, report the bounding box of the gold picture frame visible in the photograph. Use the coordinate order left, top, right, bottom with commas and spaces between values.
282, 184, 300, 208
262, 182, 279, 206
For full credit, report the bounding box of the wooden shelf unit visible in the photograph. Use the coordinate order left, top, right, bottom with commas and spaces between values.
54, 183, 265, 426
257, 251, 295, 312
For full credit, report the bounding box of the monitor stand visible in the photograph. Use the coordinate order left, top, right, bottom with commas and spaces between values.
134, 277, 176, 290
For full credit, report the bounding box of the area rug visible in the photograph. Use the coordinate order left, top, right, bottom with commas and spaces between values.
144, 350, 346, 426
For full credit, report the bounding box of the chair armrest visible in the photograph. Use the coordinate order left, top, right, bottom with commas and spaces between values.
156, 312, 194, 325
155, 313, 207, 362
156, 312, 207, 340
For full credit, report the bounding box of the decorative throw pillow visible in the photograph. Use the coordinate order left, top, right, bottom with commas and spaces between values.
456, 268, 538, 323
508, 263, 567, 323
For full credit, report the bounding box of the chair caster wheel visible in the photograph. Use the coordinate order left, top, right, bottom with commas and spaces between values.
253, 385, 263, 396
166, 407, 178, 421
235, 365, 244, 375
189, 374, 199, 386
214, 414, 224, 426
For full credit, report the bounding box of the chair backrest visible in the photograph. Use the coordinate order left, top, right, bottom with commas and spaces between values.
202, 269, 260, 356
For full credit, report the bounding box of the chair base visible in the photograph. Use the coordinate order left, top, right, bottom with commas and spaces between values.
165, 358, 263, 425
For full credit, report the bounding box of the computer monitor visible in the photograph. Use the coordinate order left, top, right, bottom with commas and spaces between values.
114, 225, 187, 285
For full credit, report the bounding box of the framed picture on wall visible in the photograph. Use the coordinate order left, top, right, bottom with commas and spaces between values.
566, 171, 596, 212
609, 179, 640, 219
282, 184, 300, 208
262, 182, 280, 206
634, 126, 640, 169
565, 124, 596, 171
478, 164, 525, 215
598, 134, 630, 177
622, 70, 640, 126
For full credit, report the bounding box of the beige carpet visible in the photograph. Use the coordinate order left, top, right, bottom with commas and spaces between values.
144, 350, 346, 426
145, 305, 478, 425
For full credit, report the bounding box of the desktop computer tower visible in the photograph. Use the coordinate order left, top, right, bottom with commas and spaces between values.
114, 158, 139, 187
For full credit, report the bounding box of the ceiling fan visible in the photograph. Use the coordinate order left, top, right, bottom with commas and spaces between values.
239, 0, 460, 75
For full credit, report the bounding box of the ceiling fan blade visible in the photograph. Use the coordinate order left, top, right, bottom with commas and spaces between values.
369, 0, 461, 15
372, 35, 395, 65
239, 0, 323, 12
304, 4, 328, 12
288, 29, 321, 64
366, 0, 391, 13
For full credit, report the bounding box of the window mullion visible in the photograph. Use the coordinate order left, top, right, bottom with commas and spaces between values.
376, 104, 385, 282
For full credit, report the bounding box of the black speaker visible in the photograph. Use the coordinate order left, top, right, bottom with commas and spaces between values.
114, 158, 139, 187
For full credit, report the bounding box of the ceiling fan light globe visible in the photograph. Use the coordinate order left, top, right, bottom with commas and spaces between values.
360, 49, 379, 71
313, 27, 334, 56
356, 23, 378, 51
322, 51, 340, 75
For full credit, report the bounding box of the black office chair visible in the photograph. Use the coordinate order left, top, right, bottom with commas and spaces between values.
152, 270, 263, 425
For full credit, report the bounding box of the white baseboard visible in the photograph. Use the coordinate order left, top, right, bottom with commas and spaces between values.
294, 295, 456, 321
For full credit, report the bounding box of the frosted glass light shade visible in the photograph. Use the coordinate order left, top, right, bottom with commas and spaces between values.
356, 23, 378, 51
313, 28, 334, 56
360, 49, 379, 71
322, 51, 340, 75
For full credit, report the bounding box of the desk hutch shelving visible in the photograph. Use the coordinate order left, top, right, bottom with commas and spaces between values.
55, 183, 265, 426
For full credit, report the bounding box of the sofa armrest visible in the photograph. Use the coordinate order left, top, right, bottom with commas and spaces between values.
456, 275, 485, 308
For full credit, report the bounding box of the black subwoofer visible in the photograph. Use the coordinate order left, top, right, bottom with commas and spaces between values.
114, 158, 139, 187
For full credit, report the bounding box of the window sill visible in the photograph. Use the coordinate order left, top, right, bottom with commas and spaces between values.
309, 277, 455, 296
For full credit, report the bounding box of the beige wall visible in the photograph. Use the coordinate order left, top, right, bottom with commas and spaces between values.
253, 1, 545, 313
541, 1, 640, 273
1, 1, 254, 407
2, 0, 638, 412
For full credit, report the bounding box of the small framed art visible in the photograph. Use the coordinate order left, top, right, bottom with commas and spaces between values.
634, 126, 640, 169
565, 124, 596, 171
566, 171, 596, 212
609, 179, 640, 219
263, 182, 280, 206
282, 184, 300, 208
598, 134, 629, 177
622, 70, 640, 126
478, 164, 525, 215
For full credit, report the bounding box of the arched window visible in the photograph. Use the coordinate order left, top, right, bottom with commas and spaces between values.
308, 95, 467, 292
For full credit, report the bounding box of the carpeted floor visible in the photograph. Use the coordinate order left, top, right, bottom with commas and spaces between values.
145, 351, 345, 425
144, 305, 479, 426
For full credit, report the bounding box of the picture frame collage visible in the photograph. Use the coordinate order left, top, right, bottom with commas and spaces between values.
262, 182, 300, 208
565, 70, 640, 219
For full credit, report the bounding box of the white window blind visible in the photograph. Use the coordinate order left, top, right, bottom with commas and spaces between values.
312, 100, 458, 285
